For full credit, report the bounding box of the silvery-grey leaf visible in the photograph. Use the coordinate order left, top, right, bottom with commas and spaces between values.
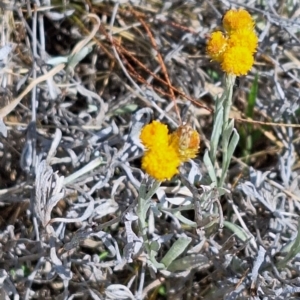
63, 156, 104, 185
0, 269, 7, 286
46, 56, 69, 65
55, 221, 66, 238
111, 175, 126, 196
20, 140, 33, 173
127, 107, 153, 147
92, 199, 119, 220
249, 167, 271, 187
34, 158, 65, 227
66, 148, 79, 168
46, 128, 62, 163
168, 254, 209, 272
237, 181, 274, 212
155, 187, 166, 206
251, 246, 266, 286
45, 70, 60, 100
210, 106, 223, 162
0, 44, 12, 61
187, 160, 202, 183
16, 70, 31, 92
116, 162, 141, 188
125, 211, 138, 222
20, 122, 36, 173
49, 238, 73, 280
0, 269, 19, 300
53, 265, 72, 280
77, 84, 107, 127
63, 229, 93, 251
90, 126, 113, 144
105, 284, 135, 300
154, 233, 173, 244
164, 196, 192, 206
45, 9, 75, 21
203, 150, 217, 183
51, 198, 94, 224
76, 83, 106, 105
0, 118, 7, 137
90, 231, 118, 258
124, 220, 143, 262
68, 43, 94, 69
161, 237, 192, 268
172, 212, 197, 227
50, 237, 62, 266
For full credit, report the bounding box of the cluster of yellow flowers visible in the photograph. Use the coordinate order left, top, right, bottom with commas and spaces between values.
140, 121, 200, 181
206, 9, 258, 76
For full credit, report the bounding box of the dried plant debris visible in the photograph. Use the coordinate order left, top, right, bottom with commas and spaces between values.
0, 0, 300, 299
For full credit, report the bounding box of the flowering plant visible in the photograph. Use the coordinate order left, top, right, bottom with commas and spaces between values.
206, 9, 257, 76
132, 8, 258, 273
204, 8, 258, 189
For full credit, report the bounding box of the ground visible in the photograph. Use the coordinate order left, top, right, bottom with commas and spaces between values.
0, 1, 300, 299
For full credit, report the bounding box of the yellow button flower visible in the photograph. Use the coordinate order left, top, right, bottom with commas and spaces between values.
221, 46, 254, 76
222, 9, 254, 33
139, 121, 200, 181
141, 146, 181, 181
228, 28, 258, 53
140, 120, 169, 149
206, 8, 257, 76
206, 31, 228, 62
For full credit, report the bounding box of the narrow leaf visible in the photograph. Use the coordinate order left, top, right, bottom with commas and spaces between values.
223, 221, 248, 242
173, 212, 197, 227
210, 107, 223, 162
222, 128, 239, 180
168, 254, 209, 272
161, 237, 192, 268
203, 150, 217, 183
68, 42, 94, 68
227, 128, 240, 164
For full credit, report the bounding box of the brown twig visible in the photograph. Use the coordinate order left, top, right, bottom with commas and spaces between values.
133, 9, 181, 122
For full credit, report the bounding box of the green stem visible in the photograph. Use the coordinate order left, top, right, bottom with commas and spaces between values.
219, 74, 235, 187
223, 74, 236, 132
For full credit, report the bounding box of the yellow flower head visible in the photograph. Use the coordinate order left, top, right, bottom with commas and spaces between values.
222, 9, 254, 33
221, 46, 254, 76
141, 146, 181, 181
206, 31, 228, 62
207, 8, 257, 76
170, 124, 200, 162
140, 121, 200, 181
140, 120, 169, 149
228, 29, 258, 53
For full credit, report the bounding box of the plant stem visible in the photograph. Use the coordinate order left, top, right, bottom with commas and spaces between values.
223, 74, 236, 132
219, 74, 235, 187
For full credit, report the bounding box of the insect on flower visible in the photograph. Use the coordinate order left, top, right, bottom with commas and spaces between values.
170, 123, 200, 162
